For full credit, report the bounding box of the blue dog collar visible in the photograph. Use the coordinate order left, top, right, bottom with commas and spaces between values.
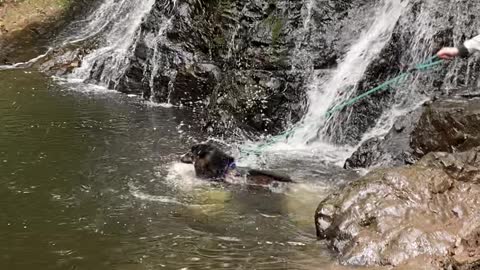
222, 161, 236, 177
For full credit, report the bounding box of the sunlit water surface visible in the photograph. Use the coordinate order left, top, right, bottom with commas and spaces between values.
0, 70, 360, 269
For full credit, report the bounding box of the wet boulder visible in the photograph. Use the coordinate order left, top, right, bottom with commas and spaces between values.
37, 46, 88, 76
169, 63, 222, 105
346, 95, 480, 169
411, 97, 480, 158
316, 148, 480, 267
344, 108, 423, 169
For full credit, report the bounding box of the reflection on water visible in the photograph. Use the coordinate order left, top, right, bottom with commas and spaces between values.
0, 70, 361, 269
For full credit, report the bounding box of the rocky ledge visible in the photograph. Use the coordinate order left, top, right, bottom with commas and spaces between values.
411, 97, 480, 158
346, 96, 480, 169
316, 147, 480, 268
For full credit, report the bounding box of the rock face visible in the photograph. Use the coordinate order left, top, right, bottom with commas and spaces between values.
37, 46, 89, 76
71, 0, 379, 135
41, 0, 480, 138
316, 148, 480, 268
122, 0, 369, 135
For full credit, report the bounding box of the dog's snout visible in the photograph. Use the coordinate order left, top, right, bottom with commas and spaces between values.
180, 152, 194, 164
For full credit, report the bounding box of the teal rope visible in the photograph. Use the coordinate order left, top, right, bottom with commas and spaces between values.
242, 55, 444, 155
325, 56, 443, 116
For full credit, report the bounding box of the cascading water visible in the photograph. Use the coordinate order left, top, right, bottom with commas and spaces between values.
143, 17, 176, 104
290, 0, 315, 71
68, 0, 156, 88
243, 0, 409, 165
296, 0, 407, 144
354, 0, 440, 148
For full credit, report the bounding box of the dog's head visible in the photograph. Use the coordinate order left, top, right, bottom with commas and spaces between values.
180, 144, 235, 179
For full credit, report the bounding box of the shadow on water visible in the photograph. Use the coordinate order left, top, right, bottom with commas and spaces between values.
1, 70, 365, 269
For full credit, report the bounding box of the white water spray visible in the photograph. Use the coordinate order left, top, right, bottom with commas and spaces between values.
294, 0, 407, 144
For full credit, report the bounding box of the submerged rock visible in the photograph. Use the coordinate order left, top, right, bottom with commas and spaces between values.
316, 148, 480, 267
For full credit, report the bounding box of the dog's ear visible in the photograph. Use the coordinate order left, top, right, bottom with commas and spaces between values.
192, 144, 213, 159
191, 144, 200, 153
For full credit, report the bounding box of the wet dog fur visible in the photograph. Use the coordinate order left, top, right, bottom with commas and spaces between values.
180, 143, 293, 186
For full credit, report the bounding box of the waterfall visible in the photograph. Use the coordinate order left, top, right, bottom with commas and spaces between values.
355, 0, 439, 147
68, 0, 156, 88
291, 0, 315, 71
296, 0, 407, 142
250, 0, 408, 164
58, 0, 445, 167
143, 16, 175, 103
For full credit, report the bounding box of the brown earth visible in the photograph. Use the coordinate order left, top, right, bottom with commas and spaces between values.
0, 0, 93, 64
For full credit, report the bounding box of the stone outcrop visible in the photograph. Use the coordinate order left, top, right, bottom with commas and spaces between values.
36, 46, 89, 76
316, 148, 480, 268
346, 95, 480, 169
411, 97, 480, 158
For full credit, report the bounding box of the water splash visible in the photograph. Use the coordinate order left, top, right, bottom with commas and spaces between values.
129, 182, 183, 205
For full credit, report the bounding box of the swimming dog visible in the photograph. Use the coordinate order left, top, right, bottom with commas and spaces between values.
180, 143, 293, 186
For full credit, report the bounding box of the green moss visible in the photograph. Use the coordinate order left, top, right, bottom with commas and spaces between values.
271, 17, 284, 44
265, 14, 285, 44
215, 0, 232, 10
213, 35, 226, 47
57, 0, 72, 8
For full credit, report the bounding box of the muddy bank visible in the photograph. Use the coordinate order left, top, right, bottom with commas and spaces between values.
0, 0, 96, 63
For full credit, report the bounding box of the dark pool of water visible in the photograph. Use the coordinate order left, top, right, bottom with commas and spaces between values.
0, 70, 359, 269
